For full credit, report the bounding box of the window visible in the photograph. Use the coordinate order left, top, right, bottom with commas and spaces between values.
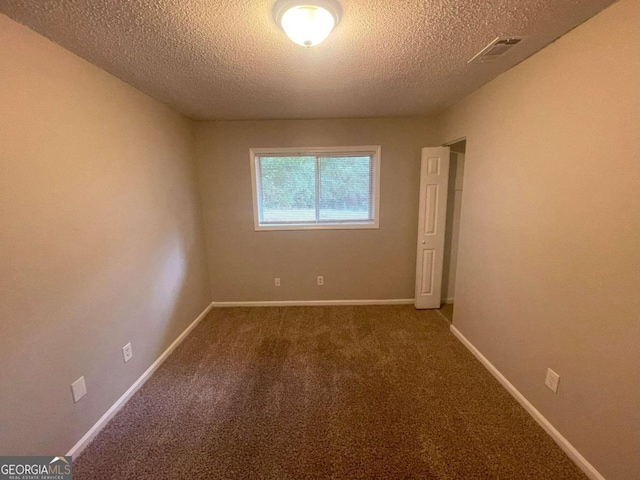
250, 146, 381, 230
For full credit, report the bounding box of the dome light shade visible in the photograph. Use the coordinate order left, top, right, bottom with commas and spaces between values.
281, 6, 334, 46
273, 0, 342, 47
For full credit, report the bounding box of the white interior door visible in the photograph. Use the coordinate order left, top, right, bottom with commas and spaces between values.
415, 147, 450, 309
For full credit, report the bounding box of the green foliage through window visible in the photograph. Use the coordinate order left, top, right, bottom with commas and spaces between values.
256, 154, 374, 224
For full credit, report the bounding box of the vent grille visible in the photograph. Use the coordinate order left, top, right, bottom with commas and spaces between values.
468, 37, 524, 64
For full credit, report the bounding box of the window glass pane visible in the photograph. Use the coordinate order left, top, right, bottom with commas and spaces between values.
318, 156, 372, 221
258, 156, 315, 223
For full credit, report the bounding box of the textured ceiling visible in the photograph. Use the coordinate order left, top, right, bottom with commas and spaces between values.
0, 0, 616, 120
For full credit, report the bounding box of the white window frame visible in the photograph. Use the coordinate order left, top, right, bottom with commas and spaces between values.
250, 145, 381, 231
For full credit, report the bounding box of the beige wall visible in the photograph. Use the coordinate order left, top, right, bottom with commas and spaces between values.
195, 118, 438, 302
0, 16, 211, 455
436, 0, 640, 478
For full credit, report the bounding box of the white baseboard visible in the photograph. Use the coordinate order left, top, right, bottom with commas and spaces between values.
450, 325, 605, 480
211, 299, 415, 307
66, 301, 215, 459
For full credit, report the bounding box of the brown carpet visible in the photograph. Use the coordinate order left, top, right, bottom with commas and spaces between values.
74, 306, 587, 479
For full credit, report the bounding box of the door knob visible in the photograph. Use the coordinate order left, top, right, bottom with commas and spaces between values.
421, 240, 426, 244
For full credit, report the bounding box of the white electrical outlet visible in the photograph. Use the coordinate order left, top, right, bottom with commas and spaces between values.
71, 376, 87, 403
122, 343, 133, 363
545, 368, 560, 393
275, 277, 281, 287
317, 276, 324, 286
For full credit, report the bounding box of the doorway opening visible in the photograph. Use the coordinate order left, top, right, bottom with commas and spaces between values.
439, 139, 466, 322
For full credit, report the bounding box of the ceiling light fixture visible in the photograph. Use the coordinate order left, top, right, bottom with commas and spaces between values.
272, 0, 342, 47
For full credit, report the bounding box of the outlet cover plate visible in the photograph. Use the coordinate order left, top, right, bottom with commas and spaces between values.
545, 368, 560, 393
123, 343, 133, 363
71, 376, 87, 403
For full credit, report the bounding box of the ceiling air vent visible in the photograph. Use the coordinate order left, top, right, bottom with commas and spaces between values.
468, 37, 523, 64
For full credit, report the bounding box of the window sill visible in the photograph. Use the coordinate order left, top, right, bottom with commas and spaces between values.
255, 222, 379, 231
